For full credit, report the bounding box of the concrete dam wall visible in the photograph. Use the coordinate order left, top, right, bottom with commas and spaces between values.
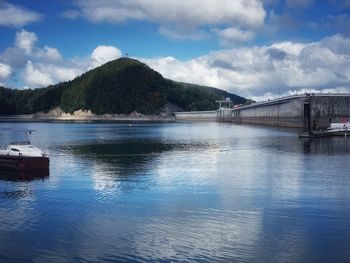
175, 94, 350, 130
175, 109, 233, 122
232, 96, 305, 127
309, 95, 350, 129
233, 94, 350, 129
174, 111, 217, 121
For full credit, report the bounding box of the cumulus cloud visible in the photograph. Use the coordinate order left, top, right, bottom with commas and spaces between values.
1, 29, 125, 88
3, 28, 350, 102
24, 61, 53, 87
23, 61, 82, 87
141, 34, 350, 101
0, 2, 41, 27
0, 30, 65, 88
214, 27, 254, 45
91, 45, 122, 68
15, 29, 37, 55
0, 30, 78, 88
76, 0, 265, 27
70, 0, 266, 42
14, 30, 63, 61
35, 46, 63, 61
0, 63, 12, 80
20, 44, 123, 88
0, 47, 27, 68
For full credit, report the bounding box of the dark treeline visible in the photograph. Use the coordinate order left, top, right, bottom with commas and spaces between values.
0, 58, 248, 115
0, 84, 66, 114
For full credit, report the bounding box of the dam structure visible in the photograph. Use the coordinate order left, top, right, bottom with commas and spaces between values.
174, 93, 350, 130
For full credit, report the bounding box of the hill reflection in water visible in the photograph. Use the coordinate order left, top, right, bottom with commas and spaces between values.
0, 122, 349, 262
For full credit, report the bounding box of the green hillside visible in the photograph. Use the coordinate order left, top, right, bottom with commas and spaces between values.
0, 58, 249, 115
165, 80, 247, 111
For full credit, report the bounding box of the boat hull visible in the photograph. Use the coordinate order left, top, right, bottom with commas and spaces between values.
0, 169, 49, 181
0, 155, 49, 171
299, 130, 350, 138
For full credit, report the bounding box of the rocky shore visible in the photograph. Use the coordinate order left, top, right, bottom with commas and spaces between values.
0, 107, 176, 122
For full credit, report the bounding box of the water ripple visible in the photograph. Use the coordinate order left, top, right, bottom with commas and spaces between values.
1, 122, 350, 262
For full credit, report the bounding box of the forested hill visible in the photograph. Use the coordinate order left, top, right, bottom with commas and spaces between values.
0, 58, 249, 115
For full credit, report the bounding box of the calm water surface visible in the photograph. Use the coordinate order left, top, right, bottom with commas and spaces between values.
0, 122, 350, 262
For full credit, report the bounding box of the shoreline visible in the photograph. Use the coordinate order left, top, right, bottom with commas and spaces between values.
0, 108, 176, 122
0, 115, 176, 122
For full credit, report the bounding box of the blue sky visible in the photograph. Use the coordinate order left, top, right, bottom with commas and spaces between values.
0, 0, 350, 100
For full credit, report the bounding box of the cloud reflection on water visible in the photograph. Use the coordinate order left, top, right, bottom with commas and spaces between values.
1, 122, 350, 262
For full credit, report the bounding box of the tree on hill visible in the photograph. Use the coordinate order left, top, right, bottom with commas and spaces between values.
0, 58, 249, 115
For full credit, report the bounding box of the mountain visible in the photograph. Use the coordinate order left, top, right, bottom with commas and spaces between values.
0, 58, 249, 115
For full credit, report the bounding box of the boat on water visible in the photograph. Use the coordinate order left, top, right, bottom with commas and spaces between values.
299, 122, 350, 138
327, 122, 350, 133
0, 129, 49, 171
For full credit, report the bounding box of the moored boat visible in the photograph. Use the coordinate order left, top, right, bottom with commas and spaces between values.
0, 129, 49, 171
327, 122, 350, 132
299, 122, 350, 138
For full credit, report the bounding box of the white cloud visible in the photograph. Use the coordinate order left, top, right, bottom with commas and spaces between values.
47, 65, 80, 82
0, 63, 13, 79
24, 61, 53, 87
0, 47, 27, 68
141, 34, 350, 101
71, 0, 266, 41
269, 41, 305, 55
2, 30, 123, 88
20, 44, 123, 88
215, 27, 254, 44
252, 86, 350, 102
35, 46, 63, 61
4, 28, 350, 103
0, 2, 41, 27
12, 29, 63, 62
15, 30, 37, 55
91, 45, 122, 68
76, 0, 265, 27
24, 61, 83, 88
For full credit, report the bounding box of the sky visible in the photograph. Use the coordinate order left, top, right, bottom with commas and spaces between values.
0, 0, 350, 101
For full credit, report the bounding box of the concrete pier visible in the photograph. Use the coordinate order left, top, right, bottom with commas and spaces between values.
175, 93, 350, 130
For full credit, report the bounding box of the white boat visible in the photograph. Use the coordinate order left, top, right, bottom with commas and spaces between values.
0, 129, 49, 171
327, 122, 350, 131
299, 122, 350, 138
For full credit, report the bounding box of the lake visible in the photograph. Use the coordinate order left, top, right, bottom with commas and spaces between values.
0, 121, 350, 262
